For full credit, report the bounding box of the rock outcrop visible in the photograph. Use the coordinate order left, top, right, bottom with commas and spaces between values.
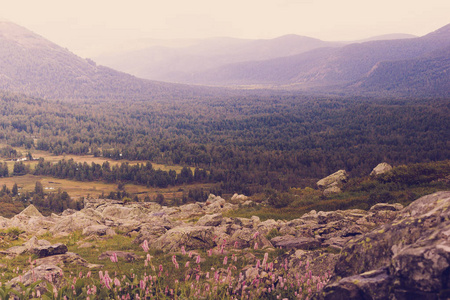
2, 191, 450, 299
317, 191, 450, 300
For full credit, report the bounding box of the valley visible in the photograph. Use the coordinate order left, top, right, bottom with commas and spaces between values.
0, 18, 448, 299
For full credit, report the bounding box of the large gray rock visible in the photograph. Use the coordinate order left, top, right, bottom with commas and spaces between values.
82, 224, 116, 236
7, 265, 64, 296
321, 268, 392, 300
230, 228, 273, 249
30, 243, 68, 258
35, 252, 102, 269
316, 191, 450, 299
317, 170, 348, 190
152, 226, 216, 252
196, 213, 223, 226
49, 209, 103, 235
370, 162, 393, 176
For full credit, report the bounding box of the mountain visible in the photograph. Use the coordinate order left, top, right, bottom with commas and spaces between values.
355, 33, 417, 42
173, 24, 450, 95
0, 21, 199, 100
352, 46, 450, 96
94, 35, 343, 82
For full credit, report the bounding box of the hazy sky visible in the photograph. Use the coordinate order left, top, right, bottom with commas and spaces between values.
1, 0, 449, 57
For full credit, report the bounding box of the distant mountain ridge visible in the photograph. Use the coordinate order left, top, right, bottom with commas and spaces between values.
0, 21, 448, 98
0, 21, 199, 101
94, 34, 344, 82
168, 24, 449, 96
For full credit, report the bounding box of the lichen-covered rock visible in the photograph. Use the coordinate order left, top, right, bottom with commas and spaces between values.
36, 252, 101, 269
369, 203, 403, 212
82, 224, 116, 236
196, 213, 223, 226
30, 243, 68, 258
370, 162, 393, 176
7, 264, 64, 296
133, 223, 168, 245
49, 209, 103, 235
152, 226, 216, 252
321, 268, 392, 300
316, 191, 450, 299
271, 236, 322, 250
230, 228, 272, 249
231, 193, 248, 202
17, 204, 43, 218
316, 170, 348, 190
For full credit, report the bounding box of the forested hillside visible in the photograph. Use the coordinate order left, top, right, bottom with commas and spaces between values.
0, 21, 202, 100
1, 91, 448, 194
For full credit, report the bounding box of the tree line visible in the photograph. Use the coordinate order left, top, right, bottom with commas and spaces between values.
1, 90, 449, 194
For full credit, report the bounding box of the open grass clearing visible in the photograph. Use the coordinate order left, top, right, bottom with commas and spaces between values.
0, 174, 214, 201
0, 144, 190, 174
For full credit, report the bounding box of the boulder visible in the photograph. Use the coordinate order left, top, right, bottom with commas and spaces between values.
369, 203, 403, 212
82, 224, 116, 237
152, 226, 216, 252
133, 223, 168, 245
256, 219, 279, 236
35, 252, 102, 269
30, 243, 68, 258
317, 191, 450, 299
321, 268, 392, 300
3, 237, 67, 258
49, 209, 103, 235
101, 205, 147, 221
370, 162, 393, 176
316, 170, 348, 190
196, 213, 223, 226
17, 204, 43, 218
271, 236, 321, 250
230, 228, 272, 249
231, 193, 248, 202
7, 264, 64, 296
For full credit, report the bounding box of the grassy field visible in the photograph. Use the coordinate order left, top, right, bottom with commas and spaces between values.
0, 173, 214, 202
1, 144, 189, 174
1, 144, 209, 201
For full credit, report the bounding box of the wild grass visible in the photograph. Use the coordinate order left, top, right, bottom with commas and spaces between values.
0, 231, 329, 299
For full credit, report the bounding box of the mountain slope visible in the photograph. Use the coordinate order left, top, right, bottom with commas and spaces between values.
94, 35, 343, 82
0, 21, 198, 100
181, 24, 450, 91
352, 46, 450, 96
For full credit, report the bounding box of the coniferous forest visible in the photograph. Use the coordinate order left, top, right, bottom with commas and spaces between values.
1, 90, 448, 195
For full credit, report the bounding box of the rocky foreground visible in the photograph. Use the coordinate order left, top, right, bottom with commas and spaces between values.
0, 191, 449, 299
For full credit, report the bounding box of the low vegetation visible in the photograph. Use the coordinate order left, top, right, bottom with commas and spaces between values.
0, 232, 328, 300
